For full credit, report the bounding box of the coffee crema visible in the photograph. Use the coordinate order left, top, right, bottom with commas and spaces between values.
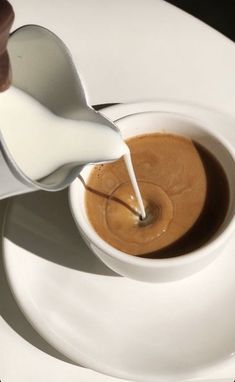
85, 133, 229, 258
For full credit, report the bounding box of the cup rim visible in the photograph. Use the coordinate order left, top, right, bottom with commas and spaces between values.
69, 110, 235, 269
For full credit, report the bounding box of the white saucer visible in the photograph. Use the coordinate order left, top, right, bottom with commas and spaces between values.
3, 101, 235, 382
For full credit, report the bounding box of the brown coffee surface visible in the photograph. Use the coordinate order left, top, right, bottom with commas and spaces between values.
85, 133, 229, 258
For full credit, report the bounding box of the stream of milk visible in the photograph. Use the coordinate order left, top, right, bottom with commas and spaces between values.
0, 87, 146, 218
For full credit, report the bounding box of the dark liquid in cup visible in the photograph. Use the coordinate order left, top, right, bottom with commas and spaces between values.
85, 133, 229, 258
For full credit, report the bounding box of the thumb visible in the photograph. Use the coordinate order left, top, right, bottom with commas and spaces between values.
0, 0, 14, 92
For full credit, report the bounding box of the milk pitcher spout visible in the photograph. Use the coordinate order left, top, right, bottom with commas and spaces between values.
0, 4, 125, 200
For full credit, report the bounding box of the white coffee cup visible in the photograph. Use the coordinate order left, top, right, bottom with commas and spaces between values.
69, 111, 235, 282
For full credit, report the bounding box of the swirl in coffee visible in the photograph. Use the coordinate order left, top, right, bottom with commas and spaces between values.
85, 133, 229, 258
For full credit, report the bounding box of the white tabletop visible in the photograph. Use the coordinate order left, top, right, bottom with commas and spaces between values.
1, 1, 235, 381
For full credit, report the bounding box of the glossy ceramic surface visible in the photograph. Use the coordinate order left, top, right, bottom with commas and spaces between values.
3, 102, 235, 382
2, 0, 235, 381
70, 110, 235, 282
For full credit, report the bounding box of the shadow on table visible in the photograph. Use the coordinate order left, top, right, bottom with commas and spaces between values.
0, 189, 117, 364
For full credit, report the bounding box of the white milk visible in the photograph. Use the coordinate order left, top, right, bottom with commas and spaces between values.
0, 87, 128, 179
0, 87, 146, 218
124, 152, 146, 219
